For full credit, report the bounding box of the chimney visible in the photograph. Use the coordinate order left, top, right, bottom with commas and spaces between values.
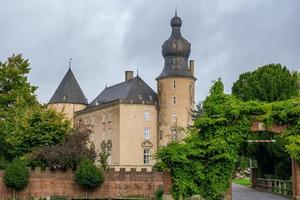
189, 60, 195, 76
125, 71, 134, 82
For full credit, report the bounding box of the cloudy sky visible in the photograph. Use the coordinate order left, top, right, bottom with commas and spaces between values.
0, 0, 299, 103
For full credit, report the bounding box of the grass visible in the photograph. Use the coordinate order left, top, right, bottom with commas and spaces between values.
233, 178, 251, 186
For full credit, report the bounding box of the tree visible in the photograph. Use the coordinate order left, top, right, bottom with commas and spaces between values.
232, 64, 298, 102
0, 55, 71, 160
2, 99, 71, 159
29, 125, 96, 169
0, 54, 37, 110
74, 159, 104, 198
3, 159, 29, 199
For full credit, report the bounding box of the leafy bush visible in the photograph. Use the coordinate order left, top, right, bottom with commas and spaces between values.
29, 125, 96, 169
155, 185, 164, 200
3, 159, 29, 199
75, 159, 104, 198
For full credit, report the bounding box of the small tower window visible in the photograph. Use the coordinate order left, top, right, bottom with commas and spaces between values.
172, 130, 177, 141
172, 113, 177, 123
173, 80, 176, 89
172, 96, 176, 105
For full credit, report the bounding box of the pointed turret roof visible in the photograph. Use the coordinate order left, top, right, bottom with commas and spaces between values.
49, 68, 88, 105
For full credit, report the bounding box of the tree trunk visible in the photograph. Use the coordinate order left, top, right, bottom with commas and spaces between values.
13, 189, 16, 200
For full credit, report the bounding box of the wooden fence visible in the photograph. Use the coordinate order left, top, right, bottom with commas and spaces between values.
256, 178, 293, 197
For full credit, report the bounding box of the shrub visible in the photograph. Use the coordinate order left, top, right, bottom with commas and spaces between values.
155, 185, 164, 200
75, 159, 104, 198
3, 159, 29, 199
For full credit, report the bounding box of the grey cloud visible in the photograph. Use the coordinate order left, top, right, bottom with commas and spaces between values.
0, 0, 299, 104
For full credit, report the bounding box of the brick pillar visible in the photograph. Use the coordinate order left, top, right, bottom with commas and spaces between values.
224, 183, 232, 200
292, 159, 300, 200
163, 170, 173, 200
250, 168, 257, 188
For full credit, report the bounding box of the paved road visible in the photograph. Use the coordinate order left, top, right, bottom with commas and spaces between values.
232, 183, 290, 200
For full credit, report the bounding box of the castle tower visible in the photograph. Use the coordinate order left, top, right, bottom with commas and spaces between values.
156, 13, 196, 146
48, 68, 88, 124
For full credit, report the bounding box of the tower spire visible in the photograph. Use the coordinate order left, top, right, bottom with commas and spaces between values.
69, 58, 73, 69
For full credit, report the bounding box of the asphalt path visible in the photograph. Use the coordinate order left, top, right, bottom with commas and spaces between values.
232, 183, 291, 200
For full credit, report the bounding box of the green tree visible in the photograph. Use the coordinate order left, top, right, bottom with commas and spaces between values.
232, 64, 298, 102
3, 159, 29, 199
2, 99, 71, 159
0, 54, 37, 109
74, 159, 104, 198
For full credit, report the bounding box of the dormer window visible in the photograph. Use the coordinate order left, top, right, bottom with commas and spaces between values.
149, 95, 153, 101
138, 95, 142, 100
95, 101, 99, 106
63, 95, 66, 101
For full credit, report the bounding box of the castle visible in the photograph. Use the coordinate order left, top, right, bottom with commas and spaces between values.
48, 13, 196, 167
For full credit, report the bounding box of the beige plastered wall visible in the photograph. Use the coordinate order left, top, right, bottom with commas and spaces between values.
48, 103, 86, 124
157, 77, 195, 146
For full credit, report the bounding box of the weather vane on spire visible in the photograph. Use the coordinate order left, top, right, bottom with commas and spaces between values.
69, 58, 73, 69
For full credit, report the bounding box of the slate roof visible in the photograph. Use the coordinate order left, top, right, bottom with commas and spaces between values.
49, 68, 88, 105
157, 13, 195, 80
89, 75, 157, 107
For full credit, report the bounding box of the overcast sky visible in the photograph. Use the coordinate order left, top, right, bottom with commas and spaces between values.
0, 0, 299, 104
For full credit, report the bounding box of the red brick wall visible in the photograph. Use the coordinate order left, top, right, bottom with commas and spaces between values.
0, 168, 171, 199
292, 159, 300, 200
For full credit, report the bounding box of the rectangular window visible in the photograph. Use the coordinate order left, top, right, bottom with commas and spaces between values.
172, 113, 177, 123
108, 128, 112, 140
144, 127, 150, 140
173, 80, 176, 89
143, 149, 150, 164
173, 96, 176, 105
144, 111, 150, 121
172, 130, 177, 141
108, 112, 112, 122
102, 113, 106, 123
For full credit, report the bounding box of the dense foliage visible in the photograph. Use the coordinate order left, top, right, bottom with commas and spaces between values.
29, 125, 96, 169
157, 79, 300, 200
3, 159, 29, 199
0, 55, 71, 161
232, 64, 298, 102
75, 159, 104, 198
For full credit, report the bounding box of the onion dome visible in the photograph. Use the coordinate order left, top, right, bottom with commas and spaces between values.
157, 13, 195, 80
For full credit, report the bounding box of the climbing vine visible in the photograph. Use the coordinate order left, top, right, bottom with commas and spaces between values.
157, 79, 300, 200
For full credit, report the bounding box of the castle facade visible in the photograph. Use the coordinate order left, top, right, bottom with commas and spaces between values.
48, 13, 196, 167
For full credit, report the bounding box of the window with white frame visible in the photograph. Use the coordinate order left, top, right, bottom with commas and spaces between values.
102, 113, 105, 123
172, 96, 176, 105
172, 113, 177, 123
143, 148, 150, 164
144, 111, 150, 121
144, 127, 150, 140
108, 128, 112, 140
108, 112, 112, 122
172, 130, 177, 140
